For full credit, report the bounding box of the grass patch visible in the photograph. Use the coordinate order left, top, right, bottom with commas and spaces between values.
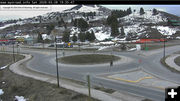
0, 53, 24, 67
59, 54, 120, 65
174, 56, 180, 66
142, 99, 153, 101
94, 86, 115, 94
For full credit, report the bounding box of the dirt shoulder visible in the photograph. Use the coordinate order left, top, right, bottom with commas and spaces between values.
0, 53, 98, 101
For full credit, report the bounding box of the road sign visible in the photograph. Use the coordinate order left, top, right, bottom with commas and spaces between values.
68, 43, 71, 46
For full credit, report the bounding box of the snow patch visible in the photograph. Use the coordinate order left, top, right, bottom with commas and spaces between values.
14, 35, 30, 39
127, 48, 137, 52
0, 65, 8, 70
123, 24, 147, 36
152, 26, 179, 35
42, 34, 51, 40
70, 27, 80, 35
0, 89, 4, 95
15, 96, 26, 101
88, 27, 111, 41
176, 37, 180, 39
0, 23, 16, 30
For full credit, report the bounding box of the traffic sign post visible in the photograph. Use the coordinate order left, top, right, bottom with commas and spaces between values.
13, 43, 15, 62
87, 74, 91, 101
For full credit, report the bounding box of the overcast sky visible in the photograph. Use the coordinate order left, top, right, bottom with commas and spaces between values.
0, 5, 179, 21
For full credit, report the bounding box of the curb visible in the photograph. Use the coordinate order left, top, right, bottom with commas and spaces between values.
165, 54, 180, 72
9, 53, 122, 101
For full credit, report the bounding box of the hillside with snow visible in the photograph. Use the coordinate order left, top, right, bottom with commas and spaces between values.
119, 10, 180, 39
0, 5, 180, 41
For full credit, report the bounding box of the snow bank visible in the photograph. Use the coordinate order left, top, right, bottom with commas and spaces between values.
15, 96, 26, 101
98, 46, 110, 51
0, 89, 4, 95
0, 65, 8, 70
127, 48, 137, 52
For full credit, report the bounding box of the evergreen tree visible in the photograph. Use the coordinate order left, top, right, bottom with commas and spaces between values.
46, 24, 55, 35
83, 13, 86, 17
127, 7, 132, 15
71, 18, 74, 24
152, 8, 158, 15
140, 7, 145, 15
121, 26, 125, 36
62, 31, 70, 42
39, 16, 42, 23
91, 31, 96, 41
107, 15, 119, 37
74, 18, 89, 31
72, 34, 77, 42
93, 12, 96, 16
64, 23, 67, 29
58, 21, 62, 27
37, 33, 43, 43
78, 32, 86, 42
85, 32, 91, 41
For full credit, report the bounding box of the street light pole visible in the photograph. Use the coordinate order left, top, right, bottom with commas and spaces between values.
55, 36, 60, 87
13, 43, 15, 62
163, 35, 166, 59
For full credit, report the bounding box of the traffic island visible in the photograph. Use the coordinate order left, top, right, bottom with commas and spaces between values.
58, 54, 121, 65
103, 69, 179, 90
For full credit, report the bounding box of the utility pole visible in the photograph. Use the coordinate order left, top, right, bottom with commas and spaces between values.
12, 43, 15, 62
55, 37, 60, 87
17, 43, 19, 54
163, 35, 166, 59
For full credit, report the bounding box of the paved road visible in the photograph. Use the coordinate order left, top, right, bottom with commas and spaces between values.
3, 45, 180, 101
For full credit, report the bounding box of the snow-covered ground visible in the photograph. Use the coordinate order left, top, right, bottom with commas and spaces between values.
123, 24, 147, 36
0, 23, 16, 30
70, 27, 111, 41
0, 89, 4, 95
88, 27, 111, 41
0, 20, 27, 30
152, 26, 179, 35
65, 5, 100, 13
121, 10, 166, 24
